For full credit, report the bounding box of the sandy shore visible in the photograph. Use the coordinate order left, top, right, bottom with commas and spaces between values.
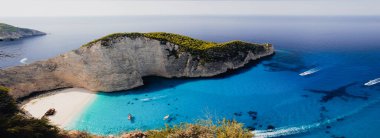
21, 88, 96, 128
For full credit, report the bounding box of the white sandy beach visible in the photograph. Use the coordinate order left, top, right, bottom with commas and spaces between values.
21, 88, 96, 128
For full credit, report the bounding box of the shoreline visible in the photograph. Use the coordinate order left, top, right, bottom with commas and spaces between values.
21, 88, 96, 128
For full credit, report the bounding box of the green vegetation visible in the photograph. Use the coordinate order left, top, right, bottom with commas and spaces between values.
146, 119, 253, 138
0, 86, 17, 115
82, 32, 145, 48
81, 32, 216, 50
0, 86, 61, 138
0, 85, 9, 93
65, 119, 253, 138
82, 32, 271, 62
0, 23, 19, 32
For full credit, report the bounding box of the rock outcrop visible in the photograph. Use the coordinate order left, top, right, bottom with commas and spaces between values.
0, 32, 274, 99
0, 23, 46, 41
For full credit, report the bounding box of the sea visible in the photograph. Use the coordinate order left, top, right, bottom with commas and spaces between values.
1, 16, 380, 137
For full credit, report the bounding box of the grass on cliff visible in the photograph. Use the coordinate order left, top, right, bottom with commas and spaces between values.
81, 32, 271, 62
67, 119, 253, 138
0, 23, 19, 32
82, 32, 215, 50
81, 32, 270, 51
146, 119, 253, 138
0, 86, 61, 138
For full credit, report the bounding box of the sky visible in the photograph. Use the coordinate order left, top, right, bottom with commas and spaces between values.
0, 0, 379, 17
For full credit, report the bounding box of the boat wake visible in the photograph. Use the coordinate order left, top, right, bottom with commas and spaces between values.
20, 58, 28, 64
140, 95, 167, 102
253, 99, 380, 138
299, 67, 320, 76
364, 78, 380, 86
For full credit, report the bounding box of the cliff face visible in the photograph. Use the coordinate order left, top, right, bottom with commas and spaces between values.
0, 33, 274, 99
0, 23, 46, 41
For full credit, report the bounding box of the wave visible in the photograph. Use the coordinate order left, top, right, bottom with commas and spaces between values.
299, 67, 320, 76
140, 95, 167, 102
274, 49, 292, 54
20, 58, 28, 64
364, 78, 380, 86
253, 99, 380, 138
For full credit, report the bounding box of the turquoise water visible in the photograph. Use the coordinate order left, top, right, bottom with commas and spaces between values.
1, 16, 380, 137
72, 50, 380, 137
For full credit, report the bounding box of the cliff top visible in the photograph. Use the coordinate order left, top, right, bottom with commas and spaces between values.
81, 32, 272, 62
82, 32, 271, 50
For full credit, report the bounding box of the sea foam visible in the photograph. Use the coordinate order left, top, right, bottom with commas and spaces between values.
20, 58, 28, 64
299, 67, 320, 76
364, 78, 380, 86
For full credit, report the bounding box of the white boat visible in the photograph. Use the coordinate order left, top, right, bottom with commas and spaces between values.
140, 98, 153, 102
128, 114, 133, 120
140, 95, 166, 102
163, 115, 170, 120
299, 68, 320, 76
364, 78, 380, 86
20, 58, 28, 64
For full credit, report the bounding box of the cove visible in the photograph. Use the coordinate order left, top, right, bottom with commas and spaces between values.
2, 16, 380, 137
71, 49, 380, 137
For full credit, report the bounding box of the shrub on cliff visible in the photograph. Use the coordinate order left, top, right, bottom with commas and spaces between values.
0, 86, 10, 93
0, 87, 61, 138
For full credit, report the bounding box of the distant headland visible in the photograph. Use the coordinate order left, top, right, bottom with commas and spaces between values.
0, 23, 46, 41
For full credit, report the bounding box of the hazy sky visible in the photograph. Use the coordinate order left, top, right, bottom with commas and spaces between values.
0, 0, 379, 17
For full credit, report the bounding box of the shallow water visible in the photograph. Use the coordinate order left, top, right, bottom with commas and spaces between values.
1, 16, 380, 137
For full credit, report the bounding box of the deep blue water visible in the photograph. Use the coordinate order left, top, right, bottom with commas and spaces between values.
1, 16, 380, 137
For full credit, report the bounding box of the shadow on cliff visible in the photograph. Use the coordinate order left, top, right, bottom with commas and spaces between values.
97, 53, 276, 96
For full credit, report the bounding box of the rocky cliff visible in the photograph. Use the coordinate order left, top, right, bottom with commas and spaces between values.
0, 32, 274, 99
0, 23, 46, 41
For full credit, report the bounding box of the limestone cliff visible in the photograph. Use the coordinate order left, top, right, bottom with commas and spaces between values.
0, 23, 46, 41
0, 32, 274, 99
